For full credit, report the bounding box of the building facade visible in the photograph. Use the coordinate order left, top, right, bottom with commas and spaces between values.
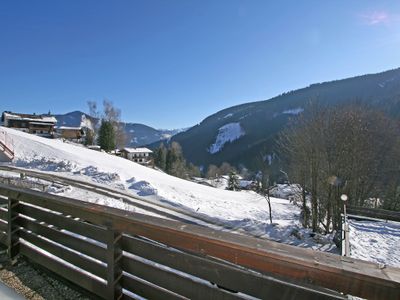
120, 147, 153, 165
1, 111, 57, 138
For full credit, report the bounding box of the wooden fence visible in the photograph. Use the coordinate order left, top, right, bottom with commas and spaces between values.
348, 206, 400, 222
0, 183, 398, 299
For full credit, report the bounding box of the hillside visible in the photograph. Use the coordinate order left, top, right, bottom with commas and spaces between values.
0, 127, 334, 250
54, 111, 183, 147
1, 127, 399, 268
161, 68, 400, 170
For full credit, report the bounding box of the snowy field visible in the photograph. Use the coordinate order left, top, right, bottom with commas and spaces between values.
1, 127, 399, 267
349, 219, 400, 267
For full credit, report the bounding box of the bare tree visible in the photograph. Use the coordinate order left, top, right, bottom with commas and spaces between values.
102, 99, 126, 149
87, 100, 126, 149
206, 165, 220, 179
278, 102, 400, 232
255, 151, 274, 224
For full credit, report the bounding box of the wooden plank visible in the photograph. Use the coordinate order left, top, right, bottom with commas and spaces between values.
0, 230, 7, 245
0, 184, 398, 299
0, 197, 8, 206
122, 274, 187, 300
7, 198, 19, 259
19, 229, 107, 279
17, 216, 107, 262
0, 220, 7, 233
348, 206, 400, 222
122, 255, 244, 300
118, 221, 400, 299
18, 202, 107, 243
0, 208, 7, 221
105, 230, 123, 300
122, 235, 344, 300
20, 243, 107, 299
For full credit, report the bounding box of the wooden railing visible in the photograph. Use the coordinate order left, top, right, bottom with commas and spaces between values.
0, 129, 14, 160
348, 206, 400, 222
0, 183, 398, 299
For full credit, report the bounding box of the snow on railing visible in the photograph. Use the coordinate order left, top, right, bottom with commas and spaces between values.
0, 128, 14, 159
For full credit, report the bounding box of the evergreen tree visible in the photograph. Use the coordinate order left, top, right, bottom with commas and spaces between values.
227, 171, 240, 191
97, 120, 116, 152
154, 143, 167, 170
85, 129, 95, 146
165, 142, 187, 178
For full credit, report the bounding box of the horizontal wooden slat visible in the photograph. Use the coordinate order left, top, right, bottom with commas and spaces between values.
0, 220, 7, 233
18, 202, 107, 243
348, 206, 400, 222
122, 255, 243, 300
122, 274, 187, 300
20, 243, 107, 298
17, 216, 107, 262
0, 208, 7, 221
122, 235, 343, 300
19, 229, 107, 279
0, 230, 7, 245
0, 197, 8, 206
0, 183, 398, 299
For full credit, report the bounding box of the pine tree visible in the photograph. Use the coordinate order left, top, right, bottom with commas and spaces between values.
97, 120, 116, 152
154, 143, 167, 170
227, 172, 240, 191
85, 129, 95, 146
165, 142, 187, 178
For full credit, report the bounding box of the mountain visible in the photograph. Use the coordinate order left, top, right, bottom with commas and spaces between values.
54, 111, 183, 147
156, 68, 400, 170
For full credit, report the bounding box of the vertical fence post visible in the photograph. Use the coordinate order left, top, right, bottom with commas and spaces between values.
106, 229, 123, 300
7, 198, 19, 261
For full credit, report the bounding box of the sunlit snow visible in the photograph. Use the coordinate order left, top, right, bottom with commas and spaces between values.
208, 122, 245, 154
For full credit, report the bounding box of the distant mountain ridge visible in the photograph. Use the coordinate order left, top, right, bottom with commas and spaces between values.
54, 111, 184, 147
155, 67, 400, 170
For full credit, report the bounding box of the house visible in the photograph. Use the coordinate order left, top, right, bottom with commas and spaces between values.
120, 147, 153, 165
56, 126, 85, 141
1, 111, 57, 138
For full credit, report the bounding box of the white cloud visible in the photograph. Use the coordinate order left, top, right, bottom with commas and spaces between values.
359, 10, 400, 26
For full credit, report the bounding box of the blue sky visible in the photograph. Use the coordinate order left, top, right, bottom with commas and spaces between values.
1, 1, 399, 128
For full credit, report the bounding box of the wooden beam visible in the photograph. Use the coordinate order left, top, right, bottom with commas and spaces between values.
0, 183, 399, 299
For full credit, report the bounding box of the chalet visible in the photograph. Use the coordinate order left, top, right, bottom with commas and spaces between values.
56, 126, 85, 141
1, 111, 57, 138
120, 147, 153, 165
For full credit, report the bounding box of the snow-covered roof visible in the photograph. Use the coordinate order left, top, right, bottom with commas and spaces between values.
57, 126, 82, 130
122, 147, 153, 153
29, 122, 56, 126
3, 112, 57, 124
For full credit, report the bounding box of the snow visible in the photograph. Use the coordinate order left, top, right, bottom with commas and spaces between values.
2, 127, 399, 266
349, 219, 400, 268
80, 114, 93, 130
0, 127, 336, 252
57, 126, 82, 130
122, 147, 153, 154
378, 75, 398, 88
208, 122, 245, 154
282, 108, 304, 115
223, 113, 233, 119
3, 112, 57, 124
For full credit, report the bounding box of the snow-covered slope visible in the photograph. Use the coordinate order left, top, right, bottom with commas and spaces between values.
0, 127, 338, 252
208, 122, 245, 154
5, 127, 400, 268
